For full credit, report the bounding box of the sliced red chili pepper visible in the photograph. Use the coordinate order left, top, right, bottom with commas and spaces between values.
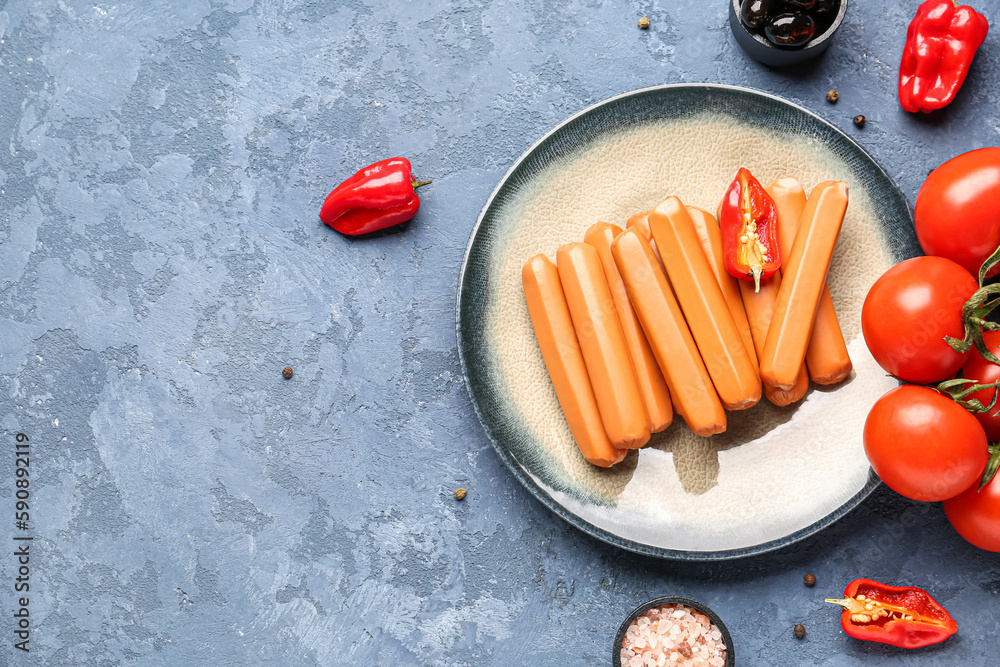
319, 157, 431, 235
826, 578, 958, 649
719, 167, 781, 292
898, 1, 989, 114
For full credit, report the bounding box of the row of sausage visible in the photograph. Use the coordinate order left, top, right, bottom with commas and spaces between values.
522, 176, 852, 467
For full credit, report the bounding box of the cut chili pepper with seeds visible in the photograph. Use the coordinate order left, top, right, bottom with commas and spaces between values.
719, 167, 781, 292
825, 579, 957, 649
319, 157, 431, 235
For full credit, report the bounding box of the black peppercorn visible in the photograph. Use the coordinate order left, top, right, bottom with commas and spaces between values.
853, 115, 866, 128
804, 573, 817, 586
282, 366, 293, 379
794, 624, 806, 639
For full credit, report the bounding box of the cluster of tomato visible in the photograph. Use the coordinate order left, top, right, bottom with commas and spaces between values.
861, 147, 1000, 553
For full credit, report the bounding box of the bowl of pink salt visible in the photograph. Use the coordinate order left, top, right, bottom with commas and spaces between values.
613, 597, 734, 667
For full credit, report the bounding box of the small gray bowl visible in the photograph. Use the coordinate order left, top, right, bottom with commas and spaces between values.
613, 597, 735, 667
729, 0, 848, 67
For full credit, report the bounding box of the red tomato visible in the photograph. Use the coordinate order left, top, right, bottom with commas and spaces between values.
943, 474, 1000, 552
861, 256, 978, 384
915, 147, 1000, 278
960, 331, 1000, 442
864, 385, 987, 502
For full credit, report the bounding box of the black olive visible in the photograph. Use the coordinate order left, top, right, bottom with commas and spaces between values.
741, 0, 780, 29
782, 0, 817, 9
765, 13, 815, 46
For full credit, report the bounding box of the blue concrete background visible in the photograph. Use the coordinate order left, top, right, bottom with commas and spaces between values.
0, 0, 998, 664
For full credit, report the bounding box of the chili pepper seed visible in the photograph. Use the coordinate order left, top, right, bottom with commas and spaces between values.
853, 115, 866, 128
282, 366, 293, 379
638, 16, 650, 29
804, 573, 817, 587
793, 624, 806, 639
454, 487, 467, 501
826, 89, 839, 103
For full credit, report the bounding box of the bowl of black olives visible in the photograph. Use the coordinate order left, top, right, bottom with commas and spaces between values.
729, 0, 847, 67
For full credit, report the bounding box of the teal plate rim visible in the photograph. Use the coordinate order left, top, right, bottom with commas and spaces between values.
456, 83, 915, 561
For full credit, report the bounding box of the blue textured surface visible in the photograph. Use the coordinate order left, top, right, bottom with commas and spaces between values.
0, 1, 998, 665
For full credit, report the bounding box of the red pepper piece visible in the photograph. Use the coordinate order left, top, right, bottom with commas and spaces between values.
899, 1, 989, 114
826, 578, 958, 649
719, 167, 781, 292
319, 157, 431, 235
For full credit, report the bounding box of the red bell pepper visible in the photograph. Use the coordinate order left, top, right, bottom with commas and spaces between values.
826, 578, 958, 649
899, 1, 989, 114
719, 167, 781, 292
319, 157, 431, 235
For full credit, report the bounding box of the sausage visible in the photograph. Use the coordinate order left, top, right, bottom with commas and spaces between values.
685, 205, 759, 372
732, 182, 812, 406
769, 177, 853, 385
611, 229, 727, 436
557, 242, 651, 449
522, 255, 627, 467
770, 178, 808, 261
626, 209, 667, 273
584, 222, 674, 432
760, 181, 850, 391
649, 198, 762, 410
738, 276, 809, 406
626, 210, 653, 238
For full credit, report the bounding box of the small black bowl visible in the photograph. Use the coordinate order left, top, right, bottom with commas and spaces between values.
729, 0, 848, 67
613, 596, 735, 667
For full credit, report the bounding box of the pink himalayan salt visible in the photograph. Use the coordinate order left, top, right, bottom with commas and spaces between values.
620, 604, 727, 667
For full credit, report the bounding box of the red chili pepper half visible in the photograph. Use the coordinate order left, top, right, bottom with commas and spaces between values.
826, 578, 958, 649
898, 0, 989, 114
719, 167, 781, 292
319, 157, 431, 235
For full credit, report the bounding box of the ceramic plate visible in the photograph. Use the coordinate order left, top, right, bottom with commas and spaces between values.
457, 84, 915, 560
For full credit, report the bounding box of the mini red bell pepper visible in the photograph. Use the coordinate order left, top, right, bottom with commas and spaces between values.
719, 167, 781, 292
899, 1, 989, 114
319, 157, 431, 235
826, 579, 958, 649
